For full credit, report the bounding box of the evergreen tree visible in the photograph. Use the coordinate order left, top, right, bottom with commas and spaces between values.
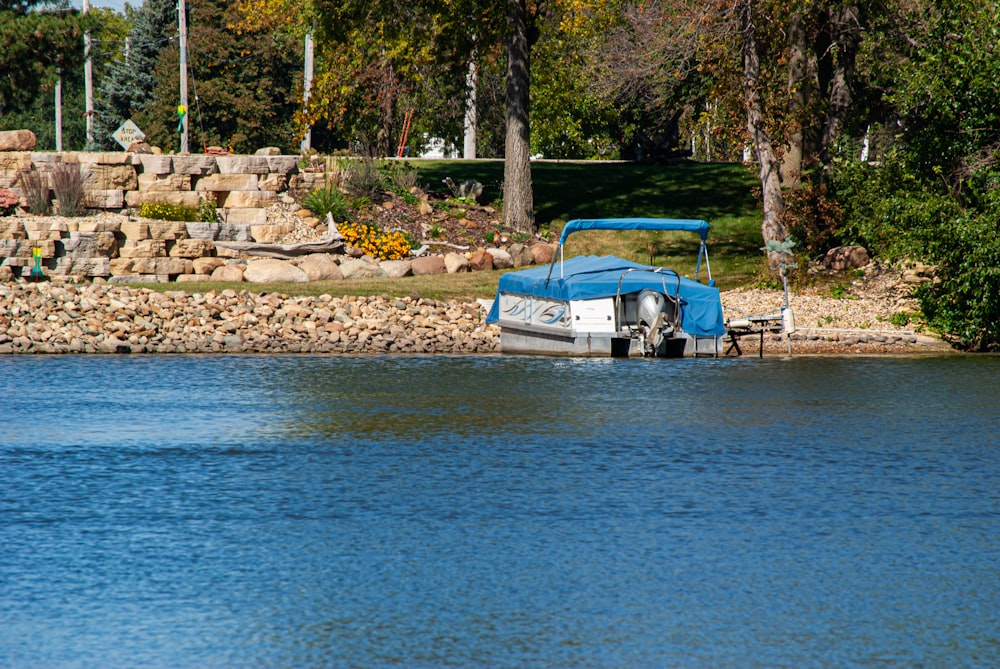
0, 0, 93, 117
93, 0, 176, 149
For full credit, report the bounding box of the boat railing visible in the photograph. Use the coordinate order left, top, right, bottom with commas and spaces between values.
613, 267, 682, 334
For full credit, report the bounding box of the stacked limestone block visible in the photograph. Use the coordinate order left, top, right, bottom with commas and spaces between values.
0, 151, 313, 282
0, 216, 119, 279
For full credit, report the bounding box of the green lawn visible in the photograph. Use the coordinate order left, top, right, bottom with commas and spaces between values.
413, 159, 765, 290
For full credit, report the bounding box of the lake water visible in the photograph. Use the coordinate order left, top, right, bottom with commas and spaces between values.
1, 354, 998, 668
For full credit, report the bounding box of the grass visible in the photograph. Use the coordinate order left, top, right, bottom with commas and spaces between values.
414, 159, 765, 289
143, 160, 767, 299
141, 271, 507, 303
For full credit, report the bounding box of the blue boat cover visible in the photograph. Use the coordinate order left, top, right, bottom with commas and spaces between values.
557, 218, 711, 245
486, 255, 726, 337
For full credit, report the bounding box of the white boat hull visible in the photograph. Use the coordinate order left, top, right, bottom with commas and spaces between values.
494, 292, 721, 357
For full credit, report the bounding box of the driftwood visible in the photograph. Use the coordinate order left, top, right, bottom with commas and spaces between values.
214, 213, 345, 258
214, 236, 345, 258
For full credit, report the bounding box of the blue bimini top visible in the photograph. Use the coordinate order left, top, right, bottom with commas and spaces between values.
557, 218, 711, 245
486, 254, 725, 337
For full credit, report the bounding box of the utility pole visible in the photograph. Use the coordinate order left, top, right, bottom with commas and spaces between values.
301, 30, 314, 152
178, 0, 189, 153
83, 0, 94, 149
55, 72, 63, 152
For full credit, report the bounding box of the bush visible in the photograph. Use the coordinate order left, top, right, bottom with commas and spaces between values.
51, 162, 86, 217
780, 182, 844, 256
340, 156, 384, 196
338, 219, 412, 260
383, 161, 419, 194
301, 185, 350, 220
138, 201, 201, 222
831, 157, 1000, 351
17, 170, 50, 215
198, 200, 218, 223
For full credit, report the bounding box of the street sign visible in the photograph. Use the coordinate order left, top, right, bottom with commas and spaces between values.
112, 119, 146, 150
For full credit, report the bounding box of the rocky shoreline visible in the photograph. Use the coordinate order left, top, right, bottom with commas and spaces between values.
0, 282, 499, 355
0, 276, 953, 356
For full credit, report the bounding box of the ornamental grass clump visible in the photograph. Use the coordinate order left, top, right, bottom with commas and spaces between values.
17, 170, 50, 215
338, 219, 412, 260
51, 162, 86, 217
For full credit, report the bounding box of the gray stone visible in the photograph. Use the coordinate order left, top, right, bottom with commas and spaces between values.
508, 243, 535, 267
823, 245, 870, 271
486, 247, 514, 269
185, 221, 221, 240
171, 155, 218, 176
138, 155, 173, 174
265, 156, 300, 174
215, 156, 269, 174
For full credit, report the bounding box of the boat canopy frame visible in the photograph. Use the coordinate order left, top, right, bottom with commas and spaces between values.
546, 218, 713, 285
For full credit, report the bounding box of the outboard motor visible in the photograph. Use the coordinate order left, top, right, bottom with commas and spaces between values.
637, 289, 678, 356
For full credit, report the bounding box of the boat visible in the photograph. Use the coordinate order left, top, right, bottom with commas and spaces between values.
485, 218, 726, 357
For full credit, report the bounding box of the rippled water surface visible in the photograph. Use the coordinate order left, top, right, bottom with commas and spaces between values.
1, 354, 998, 667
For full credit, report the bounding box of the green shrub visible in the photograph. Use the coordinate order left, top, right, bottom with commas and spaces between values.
301, 185, 350, 220
138, 201, 201, 221
831, 156, 1000, 351
198, 200, 218, 223
383, 161, 419, 194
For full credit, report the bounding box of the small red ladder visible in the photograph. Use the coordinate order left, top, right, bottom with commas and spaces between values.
396, 109, 414, 157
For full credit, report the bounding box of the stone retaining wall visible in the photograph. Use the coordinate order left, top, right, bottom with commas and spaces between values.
0, 151, 332, 281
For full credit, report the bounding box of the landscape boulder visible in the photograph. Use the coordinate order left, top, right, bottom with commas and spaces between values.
411, 255, 446, 276
469, 247, 494, 271
339, 258, 388, 279
530, 242, 556, 265
508, 243, 535, 267
296, 253, 343, 281
0, 130, 36, 152
210, 265, 245, 282
486, 247, 514, 270
243, 258, 309, 283
444, 252, 470, 273
823, 245, 870, 271
380, 259, 413, 278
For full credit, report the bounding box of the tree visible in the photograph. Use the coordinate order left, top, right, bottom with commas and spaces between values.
111, 0, 301, 153
831, 0, 1000, 350
0, 0, 93, 117
572, 1, 870, 261
93, 0, 177, 149
503, 0, 534, 233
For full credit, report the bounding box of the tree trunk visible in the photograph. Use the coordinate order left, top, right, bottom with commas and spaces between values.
503, 0, 534, 234
820, 4, 861, 165
782, 12, 811, 186
740, 0, 788, 266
